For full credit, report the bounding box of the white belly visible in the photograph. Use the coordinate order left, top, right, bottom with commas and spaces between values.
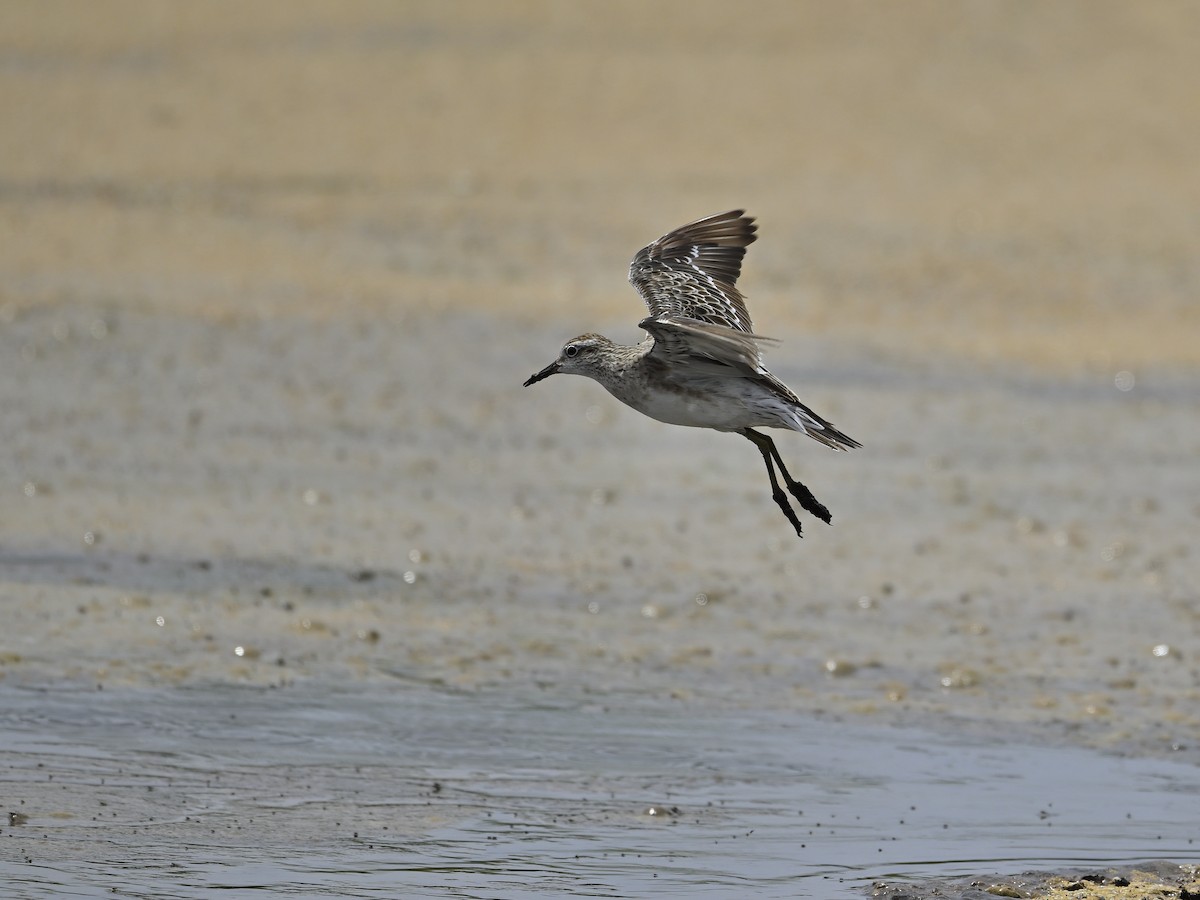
604, 380, 761, 431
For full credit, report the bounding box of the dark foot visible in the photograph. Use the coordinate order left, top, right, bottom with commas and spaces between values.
771, 488, 805, 538
784, 479, 831, 525
743, 427, 826, 539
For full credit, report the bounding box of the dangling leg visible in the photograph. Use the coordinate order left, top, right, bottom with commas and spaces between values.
763, 437, 832, 524
741, 429, 804, 537
742, 428, 832, 525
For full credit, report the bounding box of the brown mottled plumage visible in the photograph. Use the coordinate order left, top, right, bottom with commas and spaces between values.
524, 210, 859, 538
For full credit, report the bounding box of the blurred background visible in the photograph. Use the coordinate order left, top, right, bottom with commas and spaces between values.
4, 1, 1198, 366
4, 0, 1200, 711
2, 0, 1200, 730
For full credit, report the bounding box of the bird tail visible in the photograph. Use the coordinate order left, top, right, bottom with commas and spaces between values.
787, 405, 861, 451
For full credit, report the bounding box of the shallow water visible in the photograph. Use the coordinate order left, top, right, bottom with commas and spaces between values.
3, 684, 1196, 898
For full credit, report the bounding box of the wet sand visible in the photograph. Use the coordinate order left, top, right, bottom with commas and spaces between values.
2, 3, 1200, 896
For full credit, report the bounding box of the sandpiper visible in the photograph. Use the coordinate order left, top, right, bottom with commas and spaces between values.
524, 210, 859, 537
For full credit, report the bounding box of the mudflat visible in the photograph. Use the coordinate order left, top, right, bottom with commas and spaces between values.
2, 3, 1198, 896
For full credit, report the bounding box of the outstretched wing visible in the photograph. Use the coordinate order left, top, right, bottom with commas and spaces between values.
638, 315, 772, 377
628, 210, 758, 334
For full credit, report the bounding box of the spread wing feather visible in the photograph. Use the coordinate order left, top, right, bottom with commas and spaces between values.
638, 315, 775, 377
628, 210, 759, 334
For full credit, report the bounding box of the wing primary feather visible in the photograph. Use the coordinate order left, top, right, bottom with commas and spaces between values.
628, 210, 759, 333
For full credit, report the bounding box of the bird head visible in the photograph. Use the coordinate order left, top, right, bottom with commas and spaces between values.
523, 334, 614, 386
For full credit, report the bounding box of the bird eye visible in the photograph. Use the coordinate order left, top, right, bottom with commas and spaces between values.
564, 345, 579, 358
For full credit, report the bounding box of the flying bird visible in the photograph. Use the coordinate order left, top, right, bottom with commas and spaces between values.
524, 210, 859, 537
